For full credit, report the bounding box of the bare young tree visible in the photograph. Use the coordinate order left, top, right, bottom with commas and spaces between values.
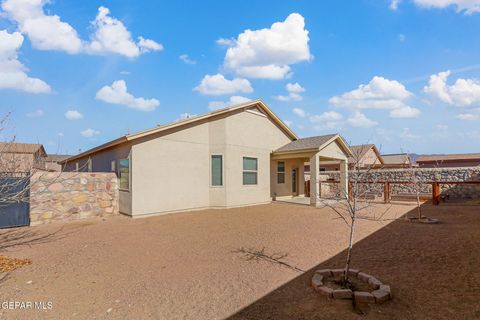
317, 144, 392, 288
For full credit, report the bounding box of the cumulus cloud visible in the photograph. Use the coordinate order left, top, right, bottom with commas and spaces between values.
309, 111, 344, 130
221, 13, 312, 79
2, 1, 162, 58
424, 70, 480, 107
275, 82, 305, 101
208, 95, 251, 111
96, 80, 160, 112
347, 111, 378, 128
179, 54, 196, 65
195, 74, 253, 96
64, 110, 83, 120
81, 128, 100, 138
330, 76, 420, 118
2, 0, 83, 53
399, 127, 419, 140
26, 109, 44, 118
292, 107, 306, 118
0, 30, 51, 93
390, 0, 402, 10
87, 7, 162, 58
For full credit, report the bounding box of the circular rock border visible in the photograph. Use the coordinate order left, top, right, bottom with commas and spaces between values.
311, 269, 392, 304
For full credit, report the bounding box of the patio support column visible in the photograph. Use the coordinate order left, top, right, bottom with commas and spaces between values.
310, 152, 320, 206
340, 159, 348, 199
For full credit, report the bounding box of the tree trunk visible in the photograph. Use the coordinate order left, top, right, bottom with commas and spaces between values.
343, 216, 355, 285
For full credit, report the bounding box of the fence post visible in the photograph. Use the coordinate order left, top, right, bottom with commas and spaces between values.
432, 182, 440, 205
384, 182, 390, 203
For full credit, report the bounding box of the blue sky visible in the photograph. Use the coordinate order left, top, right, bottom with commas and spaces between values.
1, 0, 480, 155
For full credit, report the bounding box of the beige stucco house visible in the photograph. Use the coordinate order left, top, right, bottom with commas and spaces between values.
61, 100, 351, 217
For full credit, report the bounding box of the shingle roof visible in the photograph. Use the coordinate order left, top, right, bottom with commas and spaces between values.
0, 142, 44, 154
381, 153, 410, 165
416, 153, 480, 162
275, 134, 338, 152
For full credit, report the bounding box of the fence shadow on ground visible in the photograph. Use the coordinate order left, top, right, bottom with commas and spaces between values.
227, 203, 480, 320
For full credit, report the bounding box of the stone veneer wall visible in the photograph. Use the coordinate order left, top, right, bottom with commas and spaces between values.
30, 172, 119, 225
319, 167, 480, 200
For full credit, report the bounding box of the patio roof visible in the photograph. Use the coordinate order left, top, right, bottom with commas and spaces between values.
273, 134, 352, 158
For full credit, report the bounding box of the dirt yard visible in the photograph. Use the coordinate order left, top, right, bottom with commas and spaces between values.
0, 202, 478, 319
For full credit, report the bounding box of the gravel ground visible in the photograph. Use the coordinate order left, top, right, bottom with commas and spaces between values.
0, 202, 476, 319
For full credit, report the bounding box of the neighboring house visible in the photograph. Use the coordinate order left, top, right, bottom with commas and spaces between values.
61, 100, 352, 217
0, 142, 47, 173
416, 153, 480, 168
380, 153, 413, 168
44, 154, 71, 172
306, 144, 384, 172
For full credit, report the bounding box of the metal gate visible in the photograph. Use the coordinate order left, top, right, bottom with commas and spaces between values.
0, 176, 30, 228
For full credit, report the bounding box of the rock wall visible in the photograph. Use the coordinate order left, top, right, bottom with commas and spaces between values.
30, 172, 119, 225
319, 167, 480, 200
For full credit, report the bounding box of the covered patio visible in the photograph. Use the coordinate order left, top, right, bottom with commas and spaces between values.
270, 134, 352, 206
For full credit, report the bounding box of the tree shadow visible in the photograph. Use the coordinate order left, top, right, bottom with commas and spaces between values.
227, 203, 480, 320
0, 226, 77, 253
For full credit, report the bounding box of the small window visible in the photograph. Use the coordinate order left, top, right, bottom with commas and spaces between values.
75, 162, 79, 171
111, 160, 116, 173
211, 155, 223, 186
243, 157, 258, 185
87, 158, 92, 172
277, 161, 285, 184
119, 159, 130, 190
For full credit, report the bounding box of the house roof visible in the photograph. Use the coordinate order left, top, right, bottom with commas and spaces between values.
348, 144, 384, 164
381, 153, 411, 165
0, 142, 45, 155
274, 134, 353, 156
416, 153, 480, 162
45, 154, 71, 162
61, 100, 298, 164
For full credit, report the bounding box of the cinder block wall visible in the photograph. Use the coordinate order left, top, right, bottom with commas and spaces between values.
30, 172, 119, 225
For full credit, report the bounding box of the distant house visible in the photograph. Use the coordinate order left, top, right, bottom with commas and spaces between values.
44, 154, 71, 172
306, 144, 384, 171
61, 100, 352, 217
381, 153, 413, 168
416, 153, 480, 168
0, 142, 47, 173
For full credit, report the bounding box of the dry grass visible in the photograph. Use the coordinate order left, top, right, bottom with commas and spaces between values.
0, 255, 31, 273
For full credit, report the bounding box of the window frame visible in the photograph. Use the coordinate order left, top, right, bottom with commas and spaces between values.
87, 157, 92, 172
277, 161, 285, 184
242, 156, 258, 186
210, 154, 224, 187
118, 158, 131, 191
111, 160, 116, 173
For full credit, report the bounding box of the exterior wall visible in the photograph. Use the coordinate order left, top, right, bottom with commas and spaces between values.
131, 108, 293, 216
359, 148, 381, 167
271, 158, 306, 197
62, 144, 132, 215
45, 161, 62, 172
30, 172, 119, 225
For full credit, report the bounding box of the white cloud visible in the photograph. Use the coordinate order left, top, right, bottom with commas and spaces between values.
64, 110, 83, 120
216, 38, 235, 46
347, 111, 378, 128
424, 70, 480, 107
96, 80, 160, 112
436, 124, 448, 130
195, 74, 253, 96
275, 82, 305, 101
208, 95, 251, 111
398, 33, 406, 42
309, 111, 343, 130
390, 0, 402, 10
179, 54, 196, 65
0, 29, 51, 93
87, 7, 162, 58
2, 0, 83, 53
283, 120, 293, 127
330, 76, 419, 118
292, 107, 306, 118
413, 0, 480, 14
81, 128, 100, 138
389, 105, 421, 118
2, 2, 162, 57
399, 127, 419, 140
456, 113, 479, 120
179, 113, 195, 120
221, 13, 312, 79
26, 109, 44, 118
